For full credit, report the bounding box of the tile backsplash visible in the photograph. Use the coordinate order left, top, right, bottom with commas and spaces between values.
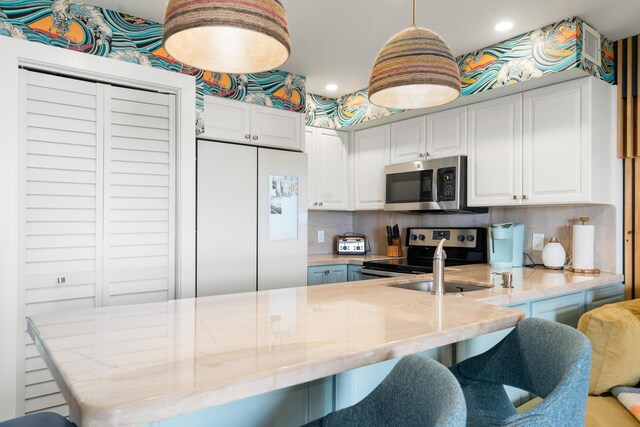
309, 205, 619, 272
308, 211, 353, 254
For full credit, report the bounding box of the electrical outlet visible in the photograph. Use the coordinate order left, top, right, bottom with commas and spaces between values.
532, 233, 545, 251
318, 230, 325, 243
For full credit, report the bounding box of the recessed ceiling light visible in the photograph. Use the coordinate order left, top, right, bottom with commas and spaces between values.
494, 21, 514, 32
325, 84, 338, 92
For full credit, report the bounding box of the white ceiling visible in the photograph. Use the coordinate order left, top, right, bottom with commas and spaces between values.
88, 0, 640, 97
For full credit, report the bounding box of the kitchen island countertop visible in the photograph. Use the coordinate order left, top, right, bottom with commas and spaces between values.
28, 276, 523, 427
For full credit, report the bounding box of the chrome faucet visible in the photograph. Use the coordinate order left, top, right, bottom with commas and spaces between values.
432, 238, 447, 296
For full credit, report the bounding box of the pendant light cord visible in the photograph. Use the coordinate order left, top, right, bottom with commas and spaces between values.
412, 0, 416, 27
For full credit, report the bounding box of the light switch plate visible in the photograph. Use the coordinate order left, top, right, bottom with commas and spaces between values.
532, 233, 545, 251
318, 230, 325, 243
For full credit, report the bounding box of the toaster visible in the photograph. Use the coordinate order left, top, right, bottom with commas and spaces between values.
337, 235, 367, 255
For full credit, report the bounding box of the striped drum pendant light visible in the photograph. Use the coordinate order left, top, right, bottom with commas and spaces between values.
368, 0, 460, 109
163, 0, 291, 73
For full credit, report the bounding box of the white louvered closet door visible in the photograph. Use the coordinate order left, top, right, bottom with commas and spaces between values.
102, 86, 176, 306
19, 70, 102, 417
19, 70, 177, 417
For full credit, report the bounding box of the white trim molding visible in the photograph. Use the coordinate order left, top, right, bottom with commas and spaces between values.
0, 36, 196, 420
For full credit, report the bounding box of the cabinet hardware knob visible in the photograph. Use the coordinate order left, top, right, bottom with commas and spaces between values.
252, 135, 259, 140
522, 195, 528, 200
318, 202, 323, 206
419, 153, 424, 157
57, 277, 66, 284
324, 270, 329, 275
313, 202, 318, 206
426, 152, 431, 157
245, 134, 251, 139
513, 195, 519, 200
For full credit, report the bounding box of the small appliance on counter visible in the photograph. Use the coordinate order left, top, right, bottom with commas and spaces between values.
489, 223, 525, 268
336, 233, 368, 255
542, 237, 566, 270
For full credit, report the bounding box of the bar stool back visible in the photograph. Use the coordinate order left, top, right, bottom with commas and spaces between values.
450, 318, 592, 426
304, 354, 466, 427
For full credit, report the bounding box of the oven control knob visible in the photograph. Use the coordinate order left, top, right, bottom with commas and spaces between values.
418, 234, 425, 241
343, 246, 348, 250
410, 234, 417, 241
457, 235, 465, 242
467, 235, 475, 242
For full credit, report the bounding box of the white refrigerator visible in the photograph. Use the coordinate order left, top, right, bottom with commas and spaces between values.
197, 140, 308, 296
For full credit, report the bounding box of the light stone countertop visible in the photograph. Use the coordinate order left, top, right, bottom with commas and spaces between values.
438, 264, 624, 305
307, 253, 397, 265
28, 278, 524, 427
26, 263, 623, 426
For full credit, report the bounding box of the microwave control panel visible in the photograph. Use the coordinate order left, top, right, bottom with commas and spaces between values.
437, 167, 456, 202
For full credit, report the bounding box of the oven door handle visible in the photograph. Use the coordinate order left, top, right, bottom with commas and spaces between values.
359, 268, 412, 278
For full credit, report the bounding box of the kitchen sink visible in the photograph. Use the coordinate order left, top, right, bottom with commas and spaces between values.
390, 281, 491, 293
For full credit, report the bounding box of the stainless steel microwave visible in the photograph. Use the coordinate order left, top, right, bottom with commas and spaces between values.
383, 155, 487, 213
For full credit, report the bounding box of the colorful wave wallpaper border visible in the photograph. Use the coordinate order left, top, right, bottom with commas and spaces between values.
0, 0, 306, 134
306, 16, 614, 129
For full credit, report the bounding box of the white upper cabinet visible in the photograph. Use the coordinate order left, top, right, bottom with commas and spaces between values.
354, 125, 390, 210
467, 94, 523, 207
251, 104, 303, 151
306, 127, 350, 210
390, 116, 426, 164
202, 95, 251, 143
201, 95, 303, 151
468, 77, 615, 207
426, 106, 467, 158
522, 78, 614, 205
305, 127, 317, 209
389, 107, 467, 164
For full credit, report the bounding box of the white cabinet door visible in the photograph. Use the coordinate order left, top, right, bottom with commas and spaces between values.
103, 86, 176, 306
251, 104, 302, 151
390, 116, 426, 164
305, 127, 318, 209
197, 142, 257, 296
522, 79, 588, 204
19, 70, 102, 417
354, 125, 390, 210
201, 95, 251, 144
316, 128, 350, 210
257, 149, 308, 291
427, 106, 467, 158
467, 94, 523, 207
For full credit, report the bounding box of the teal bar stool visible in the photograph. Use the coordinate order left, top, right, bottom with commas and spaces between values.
304, 354, 466, 427
0, 413, 75, 427
449, 318, 592, 426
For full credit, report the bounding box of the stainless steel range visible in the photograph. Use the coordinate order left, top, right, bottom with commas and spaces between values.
361, 227, 487, 278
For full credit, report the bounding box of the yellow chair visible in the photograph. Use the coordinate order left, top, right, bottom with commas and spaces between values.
578, 298, 640, 427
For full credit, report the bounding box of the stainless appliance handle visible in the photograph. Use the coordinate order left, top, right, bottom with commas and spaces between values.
359, 268, 413, 278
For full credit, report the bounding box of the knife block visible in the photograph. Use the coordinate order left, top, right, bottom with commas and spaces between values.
387, 237, 403, 257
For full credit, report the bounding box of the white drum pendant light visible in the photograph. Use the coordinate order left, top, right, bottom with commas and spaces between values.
368, 0, 460, 109
163, 0, 291, 73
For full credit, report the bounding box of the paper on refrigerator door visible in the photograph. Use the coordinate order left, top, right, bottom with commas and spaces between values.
269, 175, 298, 240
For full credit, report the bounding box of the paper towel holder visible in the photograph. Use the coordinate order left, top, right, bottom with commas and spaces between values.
568, 217, 600, 275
